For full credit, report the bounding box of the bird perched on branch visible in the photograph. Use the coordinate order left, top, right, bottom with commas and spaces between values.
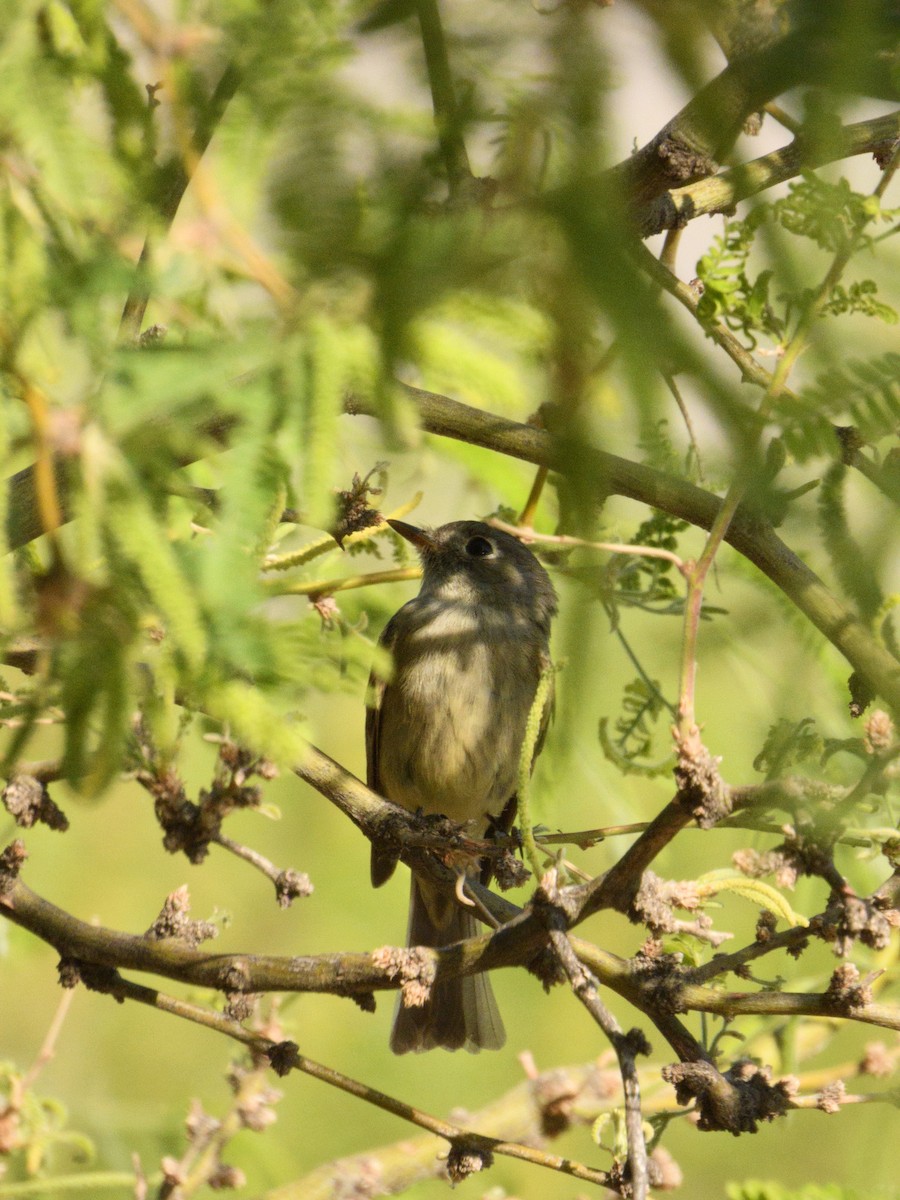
367, 518, 557, 1053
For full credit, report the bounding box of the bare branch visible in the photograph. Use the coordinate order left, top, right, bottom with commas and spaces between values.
639, 109, 900, 236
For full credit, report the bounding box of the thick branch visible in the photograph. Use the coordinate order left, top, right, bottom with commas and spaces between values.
639, 109, 900, 237
5, 822, 898, 1048
607, 12, 898, 215
7, 391, 897, 710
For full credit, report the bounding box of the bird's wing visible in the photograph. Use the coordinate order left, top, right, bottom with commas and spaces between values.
367, 613, 402, 887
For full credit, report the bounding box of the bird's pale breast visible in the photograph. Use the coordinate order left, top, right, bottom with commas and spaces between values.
376, 600, 542, 828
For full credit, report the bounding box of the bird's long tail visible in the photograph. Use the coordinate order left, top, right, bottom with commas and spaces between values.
390, 874, 505, 1054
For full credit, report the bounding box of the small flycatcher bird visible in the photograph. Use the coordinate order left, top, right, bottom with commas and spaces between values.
367, 518, 557, 1053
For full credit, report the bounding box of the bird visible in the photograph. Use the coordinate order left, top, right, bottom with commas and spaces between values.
366, 518, 557, 1053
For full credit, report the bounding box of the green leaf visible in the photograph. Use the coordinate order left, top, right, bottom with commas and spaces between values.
695, 871, 809, 929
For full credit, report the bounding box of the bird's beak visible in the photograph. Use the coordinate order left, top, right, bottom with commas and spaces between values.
387, 519, 437, 552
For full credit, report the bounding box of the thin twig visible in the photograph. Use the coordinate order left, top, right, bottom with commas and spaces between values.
261, 495, 424, 573
519, 466, 549, 527
663, 373, 707, 485
488, 518, 688, 574
17, 988, 74, 1098
543, 883, 649, 1200
118, 61, 243, 342
267, 566, 421, 598
96, 968, 612, 1189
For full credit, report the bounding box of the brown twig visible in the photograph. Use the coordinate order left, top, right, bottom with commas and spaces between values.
211, 833, 313, 909
82, 963, 613, 1190
638, 108, 900, 235
118, 61, 243, 342
539, 872, 649, 1199
488, 517, 688, 574
16, 988, 74, 1098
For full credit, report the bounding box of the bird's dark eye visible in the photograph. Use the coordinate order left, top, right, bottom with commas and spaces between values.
465, 536, 494, 557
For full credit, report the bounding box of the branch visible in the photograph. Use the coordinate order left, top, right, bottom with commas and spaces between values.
119, 61, 243, 342
260, 1058, 627, 1199
611, 32, 809, 211
679, 981, 900, 1034
638, 108, 900, 236
539, 875, 649, 1200
0, 864, 402, 997
349, 384, 900, 712
7, 384, 897, 708
603, 3, 899, 222
416, 0, 471, 193
31, 935, 615, 1192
